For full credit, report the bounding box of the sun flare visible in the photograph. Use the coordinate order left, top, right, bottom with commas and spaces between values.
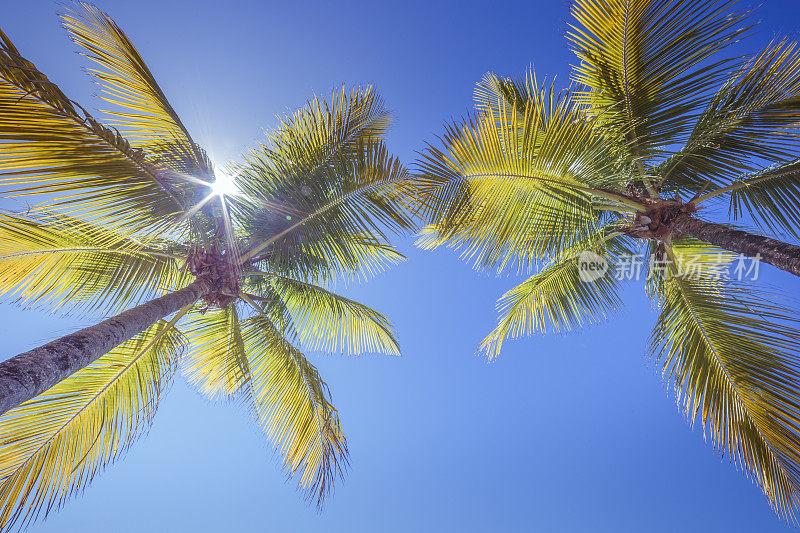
210, 170, 239, 197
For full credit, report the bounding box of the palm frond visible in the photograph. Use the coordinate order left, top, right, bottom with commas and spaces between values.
412, 171, 599, 273
240, 275, 298, 337
415, 78, 624, 272
246, 222, 406, 284
0, 320, 182, 531
182, 304, 249, 400
568, 0, 750, 163
242, 315, 347, 506
234, 85, 394, 226
61, 2, 213, 180
254, 85, 390, 175
479, 230, 629, 358
268, 275, 399, 356
659, 39, 800, 197
644, 238, 736, 298
725, 160, 800, 240
0, 211, 188, 316
304, 233, 405, 282
652, 275, 800, 520
670, 238, 737, 275
237, 134, 416, 272
0, 28, 189, 234
474, 70, 543, 115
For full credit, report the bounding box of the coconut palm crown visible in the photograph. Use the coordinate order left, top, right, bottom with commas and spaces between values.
0, 3, 415, 529
413, 0, 800, 521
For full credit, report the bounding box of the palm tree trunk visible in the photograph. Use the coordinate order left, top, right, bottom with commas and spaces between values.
0, 279, 210, 416
674, 216, 800, 277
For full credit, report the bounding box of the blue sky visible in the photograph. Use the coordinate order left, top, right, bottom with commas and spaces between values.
3, 1, 800, 531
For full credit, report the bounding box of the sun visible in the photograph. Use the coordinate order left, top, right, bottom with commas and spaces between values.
210, 170, 239, 197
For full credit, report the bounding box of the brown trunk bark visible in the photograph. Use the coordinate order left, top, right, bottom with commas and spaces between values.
673, 216, 800, 277
0, 280, 210, 416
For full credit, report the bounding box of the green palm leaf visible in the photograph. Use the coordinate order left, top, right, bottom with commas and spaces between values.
267, 275, 399, 356
652, 275, 800, 519
480, 230, 629, 358
242, 315, 347, 506
415, 75, 628, 272
299, 233, 405, 282
182, 300, 349, 504
61, 2, 213, 180
183, 304, 249, 400
237, 127, 416, 275
0, 320, 182, 531
658, 39, 800, 197
0, 211, 188, 316
0, 29, 189, 235
568, 0, 749, 164
727, 160, 800, 240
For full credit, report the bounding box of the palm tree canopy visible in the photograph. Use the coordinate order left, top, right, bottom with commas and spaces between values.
0, 2, 415, 529
412, 0, 800, 521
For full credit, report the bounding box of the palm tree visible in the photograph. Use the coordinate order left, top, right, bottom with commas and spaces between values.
0, 3, 414, 529
412, 0, 800, 521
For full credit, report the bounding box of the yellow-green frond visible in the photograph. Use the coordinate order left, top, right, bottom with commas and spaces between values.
659, 39, 800, 197
568, 0, 750, 161
474, 70, 544, 114
414, 170, 600, 273
61, 2, 212, 178
415, 84, 621, 270
260, 85, 390, 174
0, 320, 182, 531
237, 137, 417, 270
671, 239, 737, 270
644, 238, 737, 299
0, 28, 188, 235
269, 275, 399, 356
182, 304, 250, 400
246, 232, 405, 285
652, 276, 800, 520
0, 211, 189, 316
479, 231, 628, 359
242, 315, 347, 506
727, 160, 800, 241
305, 234, 405, 282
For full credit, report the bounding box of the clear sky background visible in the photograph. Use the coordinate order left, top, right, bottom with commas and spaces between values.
2, 1, 800, 531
